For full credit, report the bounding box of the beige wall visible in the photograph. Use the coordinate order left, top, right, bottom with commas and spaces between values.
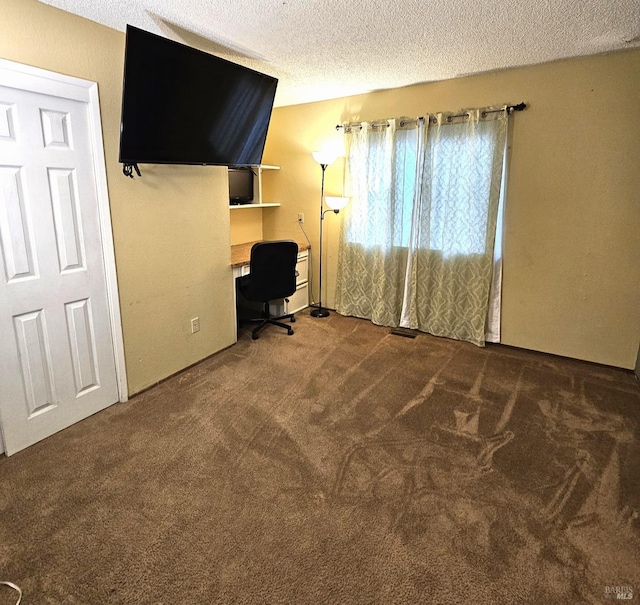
230, 210, 263, 245
263, 50, 640, 369
1, 0, 236, 394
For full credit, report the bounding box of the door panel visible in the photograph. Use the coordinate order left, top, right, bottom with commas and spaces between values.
12, 308, 57, 416
49, 168, 86, 272
0, 102, 16, 140
0, 83, 119, 455
65, 298, 101, 395
0, 166, 37, 281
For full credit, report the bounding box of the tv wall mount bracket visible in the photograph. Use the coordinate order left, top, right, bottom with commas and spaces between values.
123, 163, 141, 178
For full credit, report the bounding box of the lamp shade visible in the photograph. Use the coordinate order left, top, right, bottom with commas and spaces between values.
312, 150, 338, 166
325, 196, 349, 211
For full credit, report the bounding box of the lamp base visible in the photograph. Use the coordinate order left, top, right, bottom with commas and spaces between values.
310, 307, 330, 318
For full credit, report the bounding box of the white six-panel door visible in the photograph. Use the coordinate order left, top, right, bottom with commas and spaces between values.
0, 65, 123, 456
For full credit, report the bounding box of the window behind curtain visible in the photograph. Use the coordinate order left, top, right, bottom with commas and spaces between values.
344, 121, 499, 256
343, 124, 418, 249
419, 121, 501, 257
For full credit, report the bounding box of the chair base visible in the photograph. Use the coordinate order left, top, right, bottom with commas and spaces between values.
243, 302, 295, 340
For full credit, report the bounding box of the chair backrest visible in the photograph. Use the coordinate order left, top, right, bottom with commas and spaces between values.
245, 240, 299, 303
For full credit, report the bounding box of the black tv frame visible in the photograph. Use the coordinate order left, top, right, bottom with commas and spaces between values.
119, 25, 278, 174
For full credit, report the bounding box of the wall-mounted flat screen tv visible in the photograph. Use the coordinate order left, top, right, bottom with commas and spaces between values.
119, 25, 278, 167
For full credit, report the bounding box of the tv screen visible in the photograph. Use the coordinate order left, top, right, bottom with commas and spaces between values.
119, 26, 278, 167
228, 168, 254, 204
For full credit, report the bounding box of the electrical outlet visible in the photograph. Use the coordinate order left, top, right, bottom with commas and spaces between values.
298, 213, 304, 223
191, 317, 200, 333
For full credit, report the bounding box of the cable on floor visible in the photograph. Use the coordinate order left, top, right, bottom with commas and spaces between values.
0, 581, 22, 605
297, 219, 317, 306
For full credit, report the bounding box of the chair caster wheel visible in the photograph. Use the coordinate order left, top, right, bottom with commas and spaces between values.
252, 333, 259, 340
287, 329, 294, 336
291, 317, 296, 323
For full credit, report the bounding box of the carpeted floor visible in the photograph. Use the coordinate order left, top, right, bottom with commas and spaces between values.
1, 311, 639, 604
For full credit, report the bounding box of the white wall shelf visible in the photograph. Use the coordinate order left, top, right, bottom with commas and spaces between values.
228, 164, 280, 209
230, 203, 280, 210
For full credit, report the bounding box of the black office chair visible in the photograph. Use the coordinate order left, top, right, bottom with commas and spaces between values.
238, 240, 299, 340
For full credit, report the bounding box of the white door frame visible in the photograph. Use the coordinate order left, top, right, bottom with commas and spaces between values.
0, 58, 128, 445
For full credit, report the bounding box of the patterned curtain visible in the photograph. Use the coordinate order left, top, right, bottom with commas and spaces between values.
335, 108, 508, 346
334, 119, 413, 326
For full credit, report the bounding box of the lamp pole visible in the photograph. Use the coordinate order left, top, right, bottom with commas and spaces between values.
311, 162, 330, 317
310, 153, 348, 319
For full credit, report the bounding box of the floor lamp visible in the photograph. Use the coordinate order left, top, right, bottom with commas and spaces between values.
310, 151, 348, 318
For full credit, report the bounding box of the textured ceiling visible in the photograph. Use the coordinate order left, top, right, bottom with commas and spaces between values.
40, 0, 640, 107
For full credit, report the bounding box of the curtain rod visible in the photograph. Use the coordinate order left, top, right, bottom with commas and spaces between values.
336, 102, 527, 131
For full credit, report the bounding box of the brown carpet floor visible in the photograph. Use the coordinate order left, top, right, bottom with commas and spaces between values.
1, 311, 639, 604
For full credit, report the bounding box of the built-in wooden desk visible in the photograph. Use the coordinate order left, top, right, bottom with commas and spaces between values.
231, 240, 310, 270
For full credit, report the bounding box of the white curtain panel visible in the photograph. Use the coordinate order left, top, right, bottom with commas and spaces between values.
337, 108, 508, 346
